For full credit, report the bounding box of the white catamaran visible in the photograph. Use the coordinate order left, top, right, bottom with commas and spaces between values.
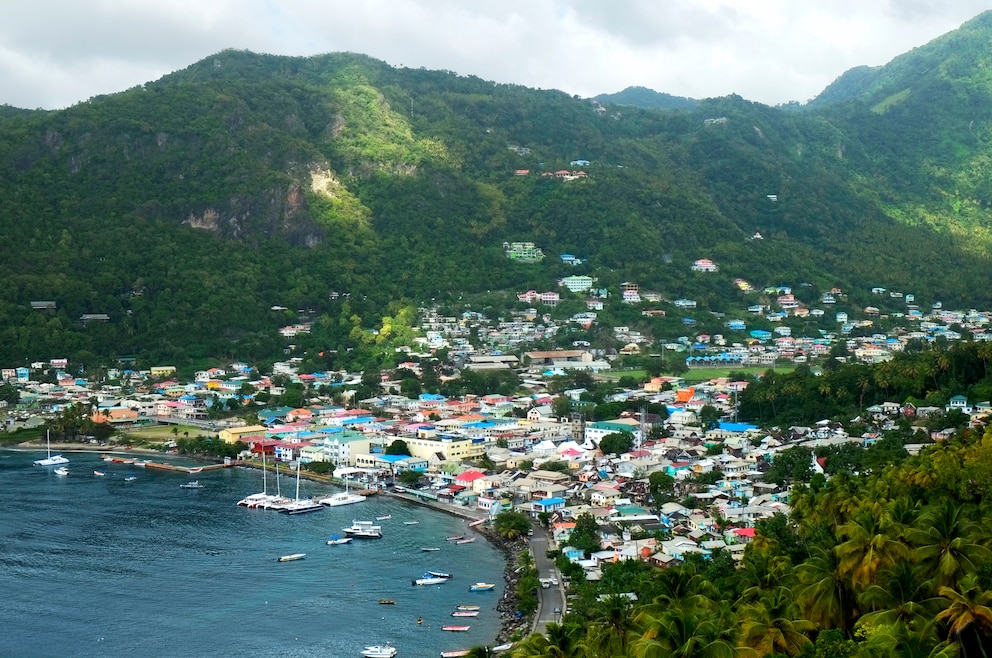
34, 430, 69, 467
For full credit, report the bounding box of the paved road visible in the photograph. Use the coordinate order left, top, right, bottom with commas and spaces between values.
530, 520, 565, 634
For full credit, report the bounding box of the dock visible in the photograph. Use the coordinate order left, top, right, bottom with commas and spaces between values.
142, 461, 236, 474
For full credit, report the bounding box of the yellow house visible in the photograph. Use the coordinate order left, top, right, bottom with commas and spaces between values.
219, 425, 267, 444
150, 366, 177, 378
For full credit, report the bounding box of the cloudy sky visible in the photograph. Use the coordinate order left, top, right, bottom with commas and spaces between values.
2, 0, 989, 110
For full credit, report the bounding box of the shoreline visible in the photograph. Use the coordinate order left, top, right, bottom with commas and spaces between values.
382, 490, 532, 644
10, 444, 530, 646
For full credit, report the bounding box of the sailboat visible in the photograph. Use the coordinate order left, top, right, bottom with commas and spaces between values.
317, 476, 366, 507
34, 430, 69, 467
279, 460, 324, 514
237, 448, 271, 507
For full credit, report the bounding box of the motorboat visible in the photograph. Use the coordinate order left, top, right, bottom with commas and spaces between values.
403, 520, 420, 525
440, 652, 470, 658
124, 475, 137, 482
376, 515, 391, 521
318, 491, 367, 507
455, 605, 479, 611
492, 643, 513, 652
413, 575, 448, 586
93, 470, 106, 477
277, 553, 306, 562
421, 547, 441, 552
455, 538, 476, 545
445, 535, 464, 541
34, 430, 69, 467
426, 571, 451, 579
180, 480, 204, 489
441, 625, 470, 632
451, 610, 478, 617
360, 644, 397, 658
54, 467, 69, 476
377, 600, 395, 605
342, 521, 382, 539
327, 535, 353, 545
469, 582, 495, 592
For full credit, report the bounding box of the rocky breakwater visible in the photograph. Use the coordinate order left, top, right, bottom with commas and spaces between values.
480, 528, 534, 644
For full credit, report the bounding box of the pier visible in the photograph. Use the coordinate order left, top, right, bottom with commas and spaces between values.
143, 461, 236, 474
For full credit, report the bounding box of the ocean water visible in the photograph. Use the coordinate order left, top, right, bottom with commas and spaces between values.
0, 450, 505, 658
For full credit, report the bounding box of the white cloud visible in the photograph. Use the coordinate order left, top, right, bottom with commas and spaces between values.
0, 0, 988, 109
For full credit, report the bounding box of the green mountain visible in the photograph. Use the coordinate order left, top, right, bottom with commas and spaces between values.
593, 86, 697, 110
2, 12, 992, 369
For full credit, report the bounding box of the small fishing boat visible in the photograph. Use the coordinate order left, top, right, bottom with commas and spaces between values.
376, 515, 392, 521
421, 547, 441, 552
467, 519, 485, 527
180, 480, 204, 489
493, 643, 513, 652
469, 582, 495, 592
441, 625, 470, 632
93, 470, 106, 477
403, 520, 420, 525
124, 475, 137, 482
440, 652, 470, 658
361, 643, 397, 658
327, 535, 354, 545
277, 553, 306, 562
455, 605, 480, 611
456, 537, 476, 545
54, 467, 69, 476
451, 610, 479, 617
445, 535, 464, 541
427, 571, 451, 579
378, 599, 395, 605
188, 467, 203, 474
413, 575, 448, 586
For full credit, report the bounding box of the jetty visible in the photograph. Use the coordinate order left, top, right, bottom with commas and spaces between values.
143, 461, 235, 474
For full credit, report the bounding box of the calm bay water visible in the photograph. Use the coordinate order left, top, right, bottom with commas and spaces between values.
0, 450, 505, 658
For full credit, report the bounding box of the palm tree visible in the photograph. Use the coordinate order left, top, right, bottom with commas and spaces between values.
737, 586, 814, 657
583, 593, 636, 657
510, 623, 585, 658
795, 545, 852, 631
857, 560, 939, 631
835, 505, 908, 591
936, 575, 992, 658
910, 500, 990, 591
633, 602, 740, 658
466, 646, 496, 658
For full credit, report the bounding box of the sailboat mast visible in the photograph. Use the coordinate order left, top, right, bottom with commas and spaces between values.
295, 459, 301, 502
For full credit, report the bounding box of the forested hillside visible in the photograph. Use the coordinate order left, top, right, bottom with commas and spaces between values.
2, 12, 992, 367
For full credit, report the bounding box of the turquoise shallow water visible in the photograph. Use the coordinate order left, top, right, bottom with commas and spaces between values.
0, 450, 505, 658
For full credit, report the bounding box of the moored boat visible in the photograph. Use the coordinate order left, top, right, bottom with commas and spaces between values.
376, 515, 391, 521
440, 652, 470, 657
451, 610, 478, 617
469, 582, 495, 592
93, 470, 106, 477
467, 519, 485, 527
441, 625, 470, 632
455, 605, 479, 611
413, 575, 448, 586
455, 537, 476, 544
427, 570, 451, 579
445, 535, 464, 541
361, 643, 397, 657
327, 535, 354, 545
54, 466, 69, 476
403, 520, 420, 525
342, 521, 383, 538
34, 431, 69, 467
277, 553, 306, 562
421, 547, 441, 552
377, 599, 395, 605
180, 480, 204, 489
124, 475, 137, 482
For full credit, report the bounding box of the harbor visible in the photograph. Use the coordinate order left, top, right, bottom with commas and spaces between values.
3, 448, 506, 657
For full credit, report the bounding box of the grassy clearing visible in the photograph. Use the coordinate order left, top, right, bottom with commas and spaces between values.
118, 425, 206, 442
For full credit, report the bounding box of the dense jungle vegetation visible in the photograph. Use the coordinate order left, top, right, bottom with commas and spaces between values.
2, 14, 992, 370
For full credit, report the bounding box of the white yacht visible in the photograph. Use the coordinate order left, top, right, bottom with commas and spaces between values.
342, 521, 382, 539
318, 491, 366, 507
361, 644, 396, 658
34, 430, 69, 467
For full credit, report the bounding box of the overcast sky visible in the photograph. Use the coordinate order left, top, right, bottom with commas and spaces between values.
1, 0, 989, 110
